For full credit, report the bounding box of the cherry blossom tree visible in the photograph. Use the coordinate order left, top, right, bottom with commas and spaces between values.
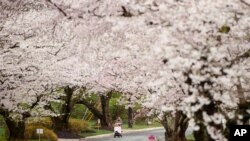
140, 0, 250, 140
89, 1, 250, 140
0, 0, 87, 139
167, 46, 250, 141
85, 22, 188, 138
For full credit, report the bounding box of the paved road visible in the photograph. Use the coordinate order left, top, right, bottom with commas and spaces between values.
59, 127, 193, 141
84, 128, 165, 141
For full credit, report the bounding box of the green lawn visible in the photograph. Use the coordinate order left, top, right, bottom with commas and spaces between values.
0, 127, 7, 141
0, 139, 48, 141
0, 115, 7, 141
80, 129, 113, 137
186, 134, 195, 141
122, 122, 162, 130
0, 128, 5, 135
0, 137, 6, 141
89, 120, 162, 130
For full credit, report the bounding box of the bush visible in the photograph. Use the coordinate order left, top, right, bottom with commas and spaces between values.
26, 117, 53, 129
24, 125, 58, 141
68, 118, 89, 133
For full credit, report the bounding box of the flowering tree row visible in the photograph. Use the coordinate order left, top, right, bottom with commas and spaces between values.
1, 0, 250, 141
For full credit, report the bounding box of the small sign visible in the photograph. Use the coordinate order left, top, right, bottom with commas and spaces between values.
36, 129, 44, 134
230, 125, 250, 141
97, 119, 100, 124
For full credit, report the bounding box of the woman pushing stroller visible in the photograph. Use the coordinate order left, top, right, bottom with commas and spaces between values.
114, 117, 123, 138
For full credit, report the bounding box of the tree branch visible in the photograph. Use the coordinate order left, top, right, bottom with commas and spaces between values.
46, 0, 68, 17
230, 49, 250, 66
240, 0, 250, 7
77, 98, 103, 118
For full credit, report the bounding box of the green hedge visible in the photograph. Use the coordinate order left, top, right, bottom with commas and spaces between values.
26, 117, 53, 129
24, 126, 57, 141
68, 118, 89, 133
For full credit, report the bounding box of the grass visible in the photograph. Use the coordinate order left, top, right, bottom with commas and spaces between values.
0, 115, 7, 141
79, 129, 113, 137
122, 122, 162, 130
0, 126, 7, 141
0, 139, 48, 141
89, 120, 162, 130
0, 128, 5, 135
0, 137, 7, 141
186, 134, 195, 141
78, 120, 113, 137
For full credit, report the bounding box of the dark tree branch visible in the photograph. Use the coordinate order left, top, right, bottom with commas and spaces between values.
46, 0, 68, 17
77, 98, 103, 118
0, 108, 7, 117
21, 93, 45, 118
121, 6, 133, 17
229, 49, 250, 67
240, 0, 250, 7
9, 42, 19, 49
171, 70, 186, 95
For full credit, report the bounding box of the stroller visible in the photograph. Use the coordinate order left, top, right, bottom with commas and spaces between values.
114, 123, 122, 138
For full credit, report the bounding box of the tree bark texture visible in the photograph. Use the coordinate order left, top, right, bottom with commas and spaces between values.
78, 91, 113, 130
161, 111, 189, 141
5, 118, 26, 141
52, 86, 74, 131
128, 107, 133, 128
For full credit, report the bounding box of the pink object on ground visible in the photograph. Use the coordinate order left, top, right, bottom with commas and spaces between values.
148, 135, 157, 141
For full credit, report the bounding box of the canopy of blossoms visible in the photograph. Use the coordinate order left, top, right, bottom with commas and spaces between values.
1, 0, 250, 140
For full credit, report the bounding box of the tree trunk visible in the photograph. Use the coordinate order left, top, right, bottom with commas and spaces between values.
172, 111, 188, 141
161, 111, 188, 141
77, 92, 113, 130
52, 86, 74, 131
52, 116, 69, 131
128, 107, 133, 128
165, 130, 168, 141
1, 93, 44, 141
193, 124, 213, 141
5, 118, 26, 141
99, 92, 113, 130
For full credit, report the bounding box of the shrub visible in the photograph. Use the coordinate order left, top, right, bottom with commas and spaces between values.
26, 117, 53, 129
24, 125, 58, 141
68, 118, 89, 133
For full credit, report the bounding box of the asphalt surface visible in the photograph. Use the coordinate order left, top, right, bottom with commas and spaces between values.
59, 127, 193, 141
84, 128, 165, 141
